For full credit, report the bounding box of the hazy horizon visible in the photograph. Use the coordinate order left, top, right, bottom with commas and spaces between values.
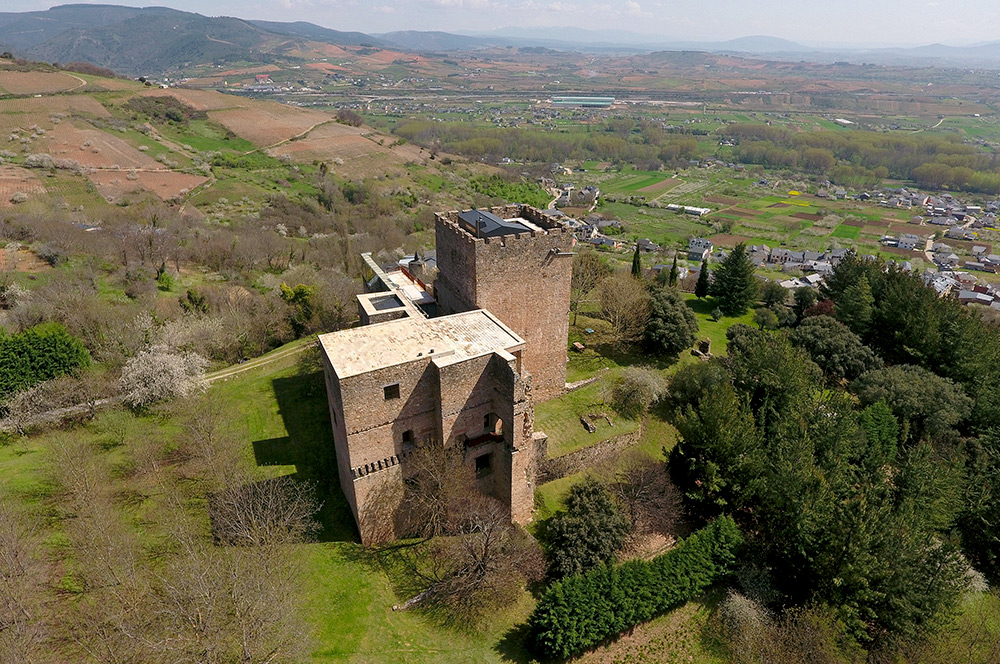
3, 0, 996, 48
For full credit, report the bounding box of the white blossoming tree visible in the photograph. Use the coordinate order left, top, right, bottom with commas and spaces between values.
119, 345, 207, 410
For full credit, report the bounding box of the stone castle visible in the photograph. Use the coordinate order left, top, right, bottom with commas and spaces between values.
318, 204, 573, 544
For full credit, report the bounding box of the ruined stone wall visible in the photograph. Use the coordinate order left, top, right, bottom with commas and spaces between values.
434, 205, 574, 401
537, 425, 645, 484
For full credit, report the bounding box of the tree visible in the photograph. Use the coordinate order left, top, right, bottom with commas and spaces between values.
753, 307, 778, 330
724, 324, 822, 434
793, 287, 818, 318
631, 242, 642, 278
694, 266, 710, 299
598, 274, 651, 348
668, 255, 679, 287
119, 345, 207, 410
571, 250, 612, 325
709, 243, 760, 316
543, 478, 631, 578
961, 428, 1000, 581
644, 287, 698, 357
0, 323, 91, 399
849, 364, 972, 444
670, 381, 762, 517
760, 280, 788, 308
279, 282, 316, 337
835, 273, 874, 336
610, 367, 667, 418
789, 315, 881, 382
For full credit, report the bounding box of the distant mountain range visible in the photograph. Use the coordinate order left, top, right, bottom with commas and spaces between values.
2, 4, 1000, 75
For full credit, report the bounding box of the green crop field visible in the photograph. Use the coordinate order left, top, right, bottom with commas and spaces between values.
831, 224, 862, 239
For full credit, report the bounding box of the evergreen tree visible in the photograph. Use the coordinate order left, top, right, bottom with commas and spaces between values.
631, 243, 642, 278
668, 255, 679, 287
694, 266, 710, 299
836, 273, 874, 336
793, 287, 818, 318
645, 287, 699, 357
709, 243, 760, 316
544, 478, 631, 578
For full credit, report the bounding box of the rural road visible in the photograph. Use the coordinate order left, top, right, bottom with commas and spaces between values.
913, 117, 945, 133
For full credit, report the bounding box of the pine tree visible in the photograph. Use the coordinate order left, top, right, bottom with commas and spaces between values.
668, 255, 679, 287
836, 273, 874, 336
709, 243, 760, 316
695, 265, 710, 299
631, 243, 642, 278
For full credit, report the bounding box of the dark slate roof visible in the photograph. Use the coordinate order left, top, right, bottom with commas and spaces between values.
458, 209, 531, 238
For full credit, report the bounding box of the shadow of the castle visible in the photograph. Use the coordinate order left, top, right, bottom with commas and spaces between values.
251, 363, 358, 543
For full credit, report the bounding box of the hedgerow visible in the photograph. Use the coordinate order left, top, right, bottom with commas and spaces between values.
527, 516, 743, 659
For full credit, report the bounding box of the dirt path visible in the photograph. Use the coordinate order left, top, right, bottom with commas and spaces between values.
206, 340, 314, 383
65, 73, 88, 92
252, 118, 337, 154
913, 117, 945, 133
0, 339, 316, 432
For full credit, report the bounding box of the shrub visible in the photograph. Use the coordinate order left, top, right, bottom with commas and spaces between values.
528, 516, 743, 659
610, 367, 667, 419
0, 323, 91, 399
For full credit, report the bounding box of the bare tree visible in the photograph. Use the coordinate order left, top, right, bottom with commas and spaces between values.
399, 495, 544, 626
598, 274, 651, 348
397, 443, 478, 539
571, 250, 612, 325
208, 476, 321, 547
606, 451, 683, 540
0, 501, 51, 663
155, 516, 314, 664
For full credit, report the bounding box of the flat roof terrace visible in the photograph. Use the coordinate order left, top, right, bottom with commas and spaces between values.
319, 309, 525, 378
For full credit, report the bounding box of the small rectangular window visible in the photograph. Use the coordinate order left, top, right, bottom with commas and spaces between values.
383, 383, 400, 400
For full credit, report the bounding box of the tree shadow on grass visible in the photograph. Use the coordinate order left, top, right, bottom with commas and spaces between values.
495, 623, 539, 663
251, 368, 358, 543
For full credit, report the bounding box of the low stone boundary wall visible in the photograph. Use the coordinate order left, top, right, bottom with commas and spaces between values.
537, 424, 644, 484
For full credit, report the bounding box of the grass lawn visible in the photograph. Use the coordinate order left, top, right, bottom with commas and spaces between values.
683, 293, 755, 354
535, 380, 642, 458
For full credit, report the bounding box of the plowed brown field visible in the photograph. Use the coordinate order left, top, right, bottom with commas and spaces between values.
88, 170, 209, 201
0, 166, 45, 206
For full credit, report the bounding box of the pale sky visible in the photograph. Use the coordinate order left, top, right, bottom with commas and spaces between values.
7, 0, 1000, 46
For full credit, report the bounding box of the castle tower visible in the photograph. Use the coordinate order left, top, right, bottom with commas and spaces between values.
433, 204, 573, 401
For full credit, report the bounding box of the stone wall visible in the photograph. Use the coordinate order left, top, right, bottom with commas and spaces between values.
434, 204, 574, 401
537, 424, 645, 484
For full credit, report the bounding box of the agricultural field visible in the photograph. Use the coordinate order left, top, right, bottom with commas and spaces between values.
42, 120, 163, 169
0, 70, 83, 94
88, 170, 209, 202
0, 165, 45, 206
